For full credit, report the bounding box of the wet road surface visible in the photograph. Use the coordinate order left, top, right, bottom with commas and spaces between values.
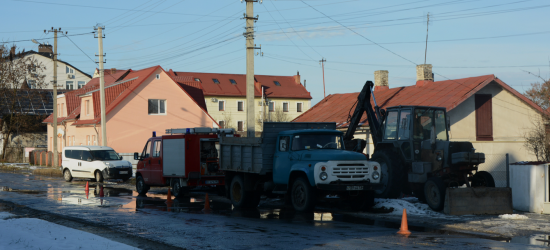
0, 172, 547, 250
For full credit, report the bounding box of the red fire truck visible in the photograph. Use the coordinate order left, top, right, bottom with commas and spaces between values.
134, 128, 235, 197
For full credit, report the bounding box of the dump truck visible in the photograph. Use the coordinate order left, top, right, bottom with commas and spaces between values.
343, 81, 512, 214
134, 128, 235, 197
220, 122, 381, 212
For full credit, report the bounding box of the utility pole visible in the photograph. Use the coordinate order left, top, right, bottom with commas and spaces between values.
95, 25, 107, 146
319, 58, 326, 98
45, 28, 62, 168
424, 13, 430, 65
244, 0, 260, 138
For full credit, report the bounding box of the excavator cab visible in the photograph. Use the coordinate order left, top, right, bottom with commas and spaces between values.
344, 81, 512, 215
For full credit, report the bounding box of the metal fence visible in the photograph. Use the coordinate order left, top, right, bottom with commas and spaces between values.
478, 153, 509, 187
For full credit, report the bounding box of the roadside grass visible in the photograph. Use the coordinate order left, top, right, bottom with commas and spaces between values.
0, 165, 21, 172
32, 168, 62, 177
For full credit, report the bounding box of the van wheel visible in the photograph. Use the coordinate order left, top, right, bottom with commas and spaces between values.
291, 177, 316, 212
95, 171, 104, 183
136, 176, 149, 195
63, 169, 72, 182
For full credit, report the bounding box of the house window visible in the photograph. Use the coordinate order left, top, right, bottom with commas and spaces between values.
148, 99, 166, 115
212, 79, 220, 84
61, 103, 64, 117
72, 136, 75, 146
86, 135, 90, 146
475, 94, 493, 141
283, 102, 289, 112
274, 81, 281, 86
230, 79, 237, 85
156, 74, 160, 79
297, 103, 303, 112
237, 101, 244, 112
269, 101, 275, 112
219, 101, 225, 111
237, 121, 244, 132
92, 135, 96, 145
77, 81, 85, 89
66, 81, 74, 90
219, 121, 225, 129
86, 100, 90, 115
66, 66, 74, 74
194, 78, 200, 82
27, 80, 36, 89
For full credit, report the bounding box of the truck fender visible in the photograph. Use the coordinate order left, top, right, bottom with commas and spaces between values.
289, 165, 314, 187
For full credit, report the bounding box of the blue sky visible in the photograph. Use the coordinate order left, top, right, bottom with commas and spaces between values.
3, 0, 550, 104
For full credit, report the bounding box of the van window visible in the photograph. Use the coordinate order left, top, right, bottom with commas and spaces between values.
64, 149, 72, 159
81, 151, 93, 161
152, 140, 161, 157
90, 150, 120, 161
142, 141, 151, 158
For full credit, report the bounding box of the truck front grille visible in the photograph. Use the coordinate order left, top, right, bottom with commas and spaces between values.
332, 165, 369, 180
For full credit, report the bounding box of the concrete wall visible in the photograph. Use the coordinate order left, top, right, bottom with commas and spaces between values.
205, 96, 311, 132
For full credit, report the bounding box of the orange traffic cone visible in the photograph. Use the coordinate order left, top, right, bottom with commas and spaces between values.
397, 208, 411, 235
85, 181, 89, 191
99, 185, 104, 197
166, 187, 172, 204
202, 193, 212, 213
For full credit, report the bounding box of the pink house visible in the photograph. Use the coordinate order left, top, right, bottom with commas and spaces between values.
43, 66, 216, 154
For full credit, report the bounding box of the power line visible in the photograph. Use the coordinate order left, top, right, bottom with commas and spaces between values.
1, 32, 92, 44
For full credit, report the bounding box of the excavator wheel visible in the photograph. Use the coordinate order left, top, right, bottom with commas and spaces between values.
371, 150, 404, 199
471, 171, 495, 187
424, 177, 446, 211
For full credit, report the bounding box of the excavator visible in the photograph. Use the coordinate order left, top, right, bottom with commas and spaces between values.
344, 81, 512, 215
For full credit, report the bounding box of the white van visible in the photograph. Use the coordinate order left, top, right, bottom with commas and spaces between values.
62, 146, 133, 182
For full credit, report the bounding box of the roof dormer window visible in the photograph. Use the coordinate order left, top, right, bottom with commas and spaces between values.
274, 81, 281, 86
230, 79, 237, 85
194, 78, 201, 82
213, 78, 220, 84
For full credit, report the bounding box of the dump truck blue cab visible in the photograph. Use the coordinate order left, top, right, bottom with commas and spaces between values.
220, 122, 381, 212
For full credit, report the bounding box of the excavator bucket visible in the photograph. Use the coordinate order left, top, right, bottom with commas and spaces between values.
444, 187, 513, 215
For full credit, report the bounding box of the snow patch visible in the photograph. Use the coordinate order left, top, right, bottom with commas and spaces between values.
373, 198, 445, 216
0, 218, 139, 249
498, 214, 529, 220
0, 212, 14, 219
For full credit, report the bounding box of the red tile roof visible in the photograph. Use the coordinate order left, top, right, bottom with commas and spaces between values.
45, 66, 211, 125
293, 75, 546, 128
169, 71, 312, 99
85, 69, 131, 88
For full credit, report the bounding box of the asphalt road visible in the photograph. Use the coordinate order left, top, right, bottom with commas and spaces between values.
0, 172, 547, 250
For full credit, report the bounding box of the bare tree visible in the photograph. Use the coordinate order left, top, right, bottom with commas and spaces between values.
0, 44, 47, 160
524, 116, 550, 162
524, 70, 550, 110
256, 107, 289, 128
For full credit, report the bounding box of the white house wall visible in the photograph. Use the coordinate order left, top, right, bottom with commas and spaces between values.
24, 54, 91, 90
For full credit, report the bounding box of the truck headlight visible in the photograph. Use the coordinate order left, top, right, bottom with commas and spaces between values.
372, 171, 379, 180
319, 172, 328, 181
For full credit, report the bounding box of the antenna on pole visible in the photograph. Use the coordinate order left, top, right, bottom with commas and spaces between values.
424, 12, 430, 65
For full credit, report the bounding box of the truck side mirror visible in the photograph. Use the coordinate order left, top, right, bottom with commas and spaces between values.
133, 152, 140, 160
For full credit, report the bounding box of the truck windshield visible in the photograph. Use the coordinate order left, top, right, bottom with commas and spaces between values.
413, 109, 448, 141
291, 134, 343, 151
89, 150, 120, 161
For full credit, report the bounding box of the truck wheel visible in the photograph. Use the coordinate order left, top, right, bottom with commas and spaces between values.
136, 176, 149, 195
95, 171, 104, 183
171, 180, 185, 198
372, 150, 403, 198
63, 169, 72, 182
291, 177, 316, 212
230, 175, 252, 209
424, 177, 446, 211
471, 171, 495, 187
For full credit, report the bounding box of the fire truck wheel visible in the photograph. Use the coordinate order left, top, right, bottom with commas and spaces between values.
171, 180, 185, 198
230, 175, 253, 209
136, 176, 149, 195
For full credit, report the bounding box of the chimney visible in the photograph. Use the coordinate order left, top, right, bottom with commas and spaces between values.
110, 68, 117, 74
416, 64, 433, 87
374, 70, 389, 91
293, 71, 301, 84
38, 44, 53, 53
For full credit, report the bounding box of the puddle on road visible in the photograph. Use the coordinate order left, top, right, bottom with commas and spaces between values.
509, 234, 550, 247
